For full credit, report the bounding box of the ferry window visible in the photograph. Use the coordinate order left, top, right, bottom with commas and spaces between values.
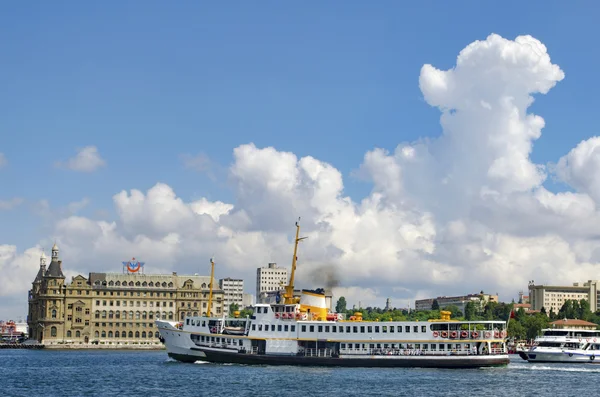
384, 344, 389, 348
370, 344, 375, 349
339, 326, 343, 333
256, 307, 261, 314
341, 343, 346, 349
360, 326, 365, 333
258, 325, 262, 331
375, 326, 380, 333
447, 344, 452, 350
186, 319, 190, 325
318, 326, 323, 332
278, 325, 282, 332
397, 326, 402, 332
355, 344, 360, 349
302, 325, 306, 332
382, 326, 387, 333
285, 325, 289, 332
332, 326, 336, 333
201, 336, 205, 342
271, 325, 275, 331
353, 326, 358, 333
325, 326, 330, 332
390, 326, 394, 333
252, 324, 256, 331
431, 344, 436, 351
368, 326, 372, 333
377, 344, 381, 349
413, 326, 418, 333
202, 321, 206, 327
346, 326, 351, 333
421, 326, 427, 333
310, 326, 315, 332
405, 326, 410, 332
239, 340, 242, 346
439, 344, 445, 350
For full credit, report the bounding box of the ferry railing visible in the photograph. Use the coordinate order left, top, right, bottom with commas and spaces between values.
339, 348, 506, 356
303, 348, 332, 357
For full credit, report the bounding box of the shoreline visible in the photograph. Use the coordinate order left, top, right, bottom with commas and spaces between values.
1, 343, 165, 351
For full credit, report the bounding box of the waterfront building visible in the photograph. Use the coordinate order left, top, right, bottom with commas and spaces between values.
256, 262, 288, 302
27, 244, 224, 346
528, 282, 590, 313
219, 278, 244, 315
549, 319, 597, 330
415, 293, 498, 313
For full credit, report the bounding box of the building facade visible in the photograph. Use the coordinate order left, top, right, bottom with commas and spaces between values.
256, 262, 288, 302
415, 293, 499, 313
28, 244, 224, 346
219, 278, 244, 315
528, 282, 590, 313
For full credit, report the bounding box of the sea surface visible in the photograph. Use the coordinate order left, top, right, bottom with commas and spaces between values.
0, 350, 595, 396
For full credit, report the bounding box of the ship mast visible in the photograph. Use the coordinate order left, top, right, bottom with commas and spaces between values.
207, 257, 215, 317
284, 218, 307, 304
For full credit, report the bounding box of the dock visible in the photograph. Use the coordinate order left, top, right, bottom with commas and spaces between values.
0, 343, 45, 349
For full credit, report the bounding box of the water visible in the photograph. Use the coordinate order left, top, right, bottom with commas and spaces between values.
0, 351, 595, 396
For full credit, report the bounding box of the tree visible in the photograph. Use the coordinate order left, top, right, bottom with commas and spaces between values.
239, 308, 253, 318
335, 297, 347, 313
464, 301, 477, 321
444, 304, 463, 318
507, 319, 526, 340
229, 303, 239, 317
431, 300, 440, 310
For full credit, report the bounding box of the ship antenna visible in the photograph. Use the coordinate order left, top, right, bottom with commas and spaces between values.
207, 257, 215, 318
284, 217, 307, 304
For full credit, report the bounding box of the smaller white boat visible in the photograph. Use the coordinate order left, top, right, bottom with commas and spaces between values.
519, 327, 600, 363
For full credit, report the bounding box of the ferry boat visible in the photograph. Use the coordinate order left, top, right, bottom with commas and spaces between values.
157, 221, 510, 368
518, 328, 600, 363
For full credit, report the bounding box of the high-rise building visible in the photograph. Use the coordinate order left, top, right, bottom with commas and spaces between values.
256, 263, 288, 302
528, 281, 590, 312
27, 244, 224, 346
219, 278, 244, 315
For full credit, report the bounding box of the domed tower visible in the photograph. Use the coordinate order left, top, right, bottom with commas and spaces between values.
29, 250, 49, 341
46, 243, 65, 279
41, 243, 66, 343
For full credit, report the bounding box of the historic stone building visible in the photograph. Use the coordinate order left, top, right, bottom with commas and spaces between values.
28, 244, 224, 346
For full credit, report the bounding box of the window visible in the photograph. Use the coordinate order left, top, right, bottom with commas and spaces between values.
66, 330, 72, 337
51, 309, 57, 319
421, 326, 427, 333
375, 326, 379, 333
382, 326, 387, 333
101, 331, 106, 338
360, 326, 365, 333
95, 331, 99, 338
301, 325, 306, 332
405, 326, 410, 333
309, 325, 315, 332
318, 326, 323, 332
76, 331, 80, 338
413, 326, 418, 333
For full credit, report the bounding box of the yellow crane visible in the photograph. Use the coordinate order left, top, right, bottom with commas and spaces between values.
284, 218, 307, 304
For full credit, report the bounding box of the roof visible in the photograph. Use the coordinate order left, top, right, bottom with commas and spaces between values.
513, 303, 531, 308
45, 259, 65, 278
550, 319, 598, 327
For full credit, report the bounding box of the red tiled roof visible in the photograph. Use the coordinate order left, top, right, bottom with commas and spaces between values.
550, 319, 597, 327
513, 303, 530, 308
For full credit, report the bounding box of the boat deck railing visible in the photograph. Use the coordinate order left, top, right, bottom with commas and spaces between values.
339, 347, 506, 356
303, 348, 332, 357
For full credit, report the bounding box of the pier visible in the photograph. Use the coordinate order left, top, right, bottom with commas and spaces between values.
0, 343, 45, 349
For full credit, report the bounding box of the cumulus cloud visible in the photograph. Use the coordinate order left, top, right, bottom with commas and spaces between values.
7, 33, 600, 317
55, 146, 106, 172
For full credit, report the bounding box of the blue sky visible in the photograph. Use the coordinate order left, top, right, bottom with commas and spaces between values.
2, 2, 600, 317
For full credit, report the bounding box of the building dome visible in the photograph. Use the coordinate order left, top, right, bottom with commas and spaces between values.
52, 243, 59, 251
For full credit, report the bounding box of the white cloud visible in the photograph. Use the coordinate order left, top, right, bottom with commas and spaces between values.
0, 197, 23, 210
0, 153, 6, 169
55, 146, 106, 172
7, 33, 600, 318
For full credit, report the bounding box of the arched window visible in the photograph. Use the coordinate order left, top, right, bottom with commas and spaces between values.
128, 331, 133, 338
193, 312, 198, 317
109, 311, 114, 319
129, 311, 134, 320
135, 311, 140, 320
135, 281, 141, 287
180, 312, 185, 320
142, 281, 147, 287
95, 331, 99, 338
155, 331, 160, 338
161, 282, 167, 287
102, 310, 107, 319
142, 311, 147, 319
162, 311, 167, 319
66, 330, 72, 337
115, 281, 121, 286
115, 331, 120, 338
168, 282, 173, 288
51, 309, 57, 319
108, 331, 113, 338
168, 312, 173, 320
122, 311, 127, 319
101, 331, 106, 338
76, 331, 81, 338
50, 326, 57, 337
115, 311, 120, 319
149, 312, 154, 319
129, 281, 134, 287
108, 281, 114, 286
142, 331, 147, 338
149, 282, 154, 287
201, 283, 207, 288
95, 310, 100, 319
202, 311, 206, 316
155, 311, 160, 319
135, 331, 140, 338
